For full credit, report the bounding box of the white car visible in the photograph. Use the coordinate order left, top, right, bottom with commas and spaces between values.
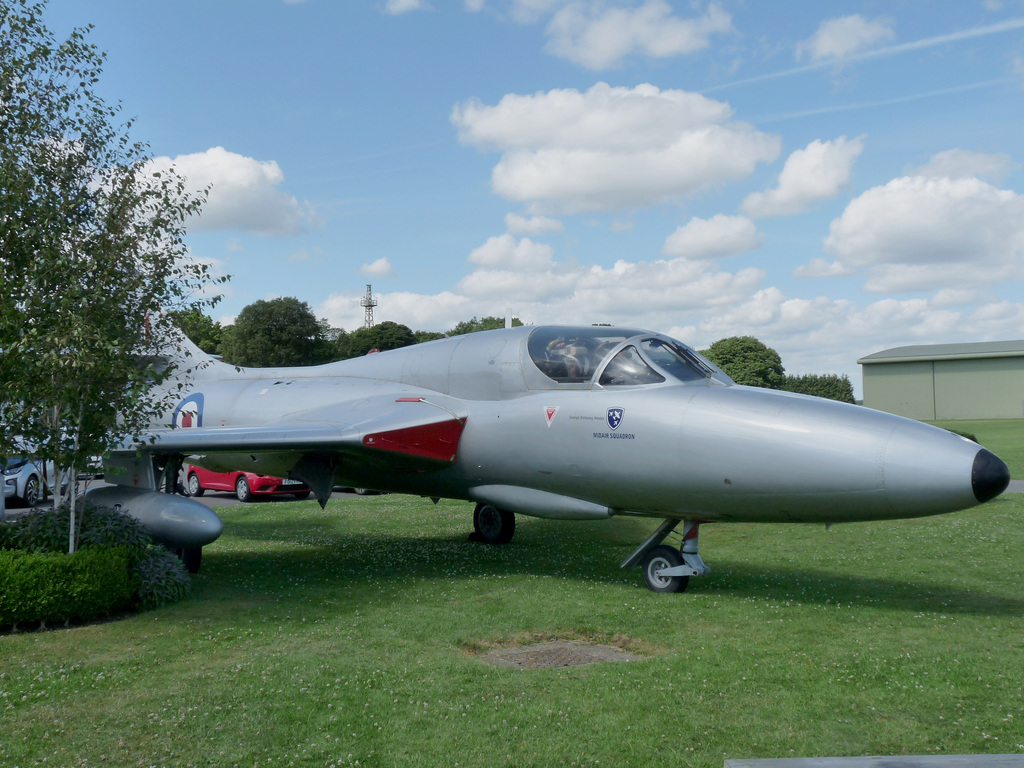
2, 457, 59, 507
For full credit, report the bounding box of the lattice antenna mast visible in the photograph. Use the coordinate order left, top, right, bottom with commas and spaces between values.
360, 284, 377, 329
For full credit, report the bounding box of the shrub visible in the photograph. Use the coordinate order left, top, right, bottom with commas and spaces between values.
134, 545, 191, 610
0, 504, 192, 628
0, 547, 134, 629
4, 503, 151, 558
77, 505, 151, 559
0, 518, 18, 550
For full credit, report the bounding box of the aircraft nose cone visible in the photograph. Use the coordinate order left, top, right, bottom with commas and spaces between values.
972, 448, 1010, 503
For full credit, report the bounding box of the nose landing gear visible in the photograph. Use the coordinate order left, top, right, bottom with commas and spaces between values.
623, 518, 710, 593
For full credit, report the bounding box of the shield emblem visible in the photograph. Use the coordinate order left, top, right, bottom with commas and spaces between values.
607, 408, 624, 431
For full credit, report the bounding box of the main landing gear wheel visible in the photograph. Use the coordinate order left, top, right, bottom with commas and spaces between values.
187, 472, 204, 497
641, 545, 689, 594
471, 503, 515, 544
180, 546, 203, 574
235, 475, 252, 503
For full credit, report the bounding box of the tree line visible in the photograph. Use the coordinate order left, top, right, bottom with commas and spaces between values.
700, 336, 855, 404
175, 299, 523, 368
181, 299, 853, 403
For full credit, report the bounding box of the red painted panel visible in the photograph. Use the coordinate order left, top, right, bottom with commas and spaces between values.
362, 419, 466, 462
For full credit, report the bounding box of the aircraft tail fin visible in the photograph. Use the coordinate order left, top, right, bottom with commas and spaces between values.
140, 318, 226, 382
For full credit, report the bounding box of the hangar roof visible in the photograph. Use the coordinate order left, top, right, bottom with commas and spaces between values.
859, 340, 1024, 365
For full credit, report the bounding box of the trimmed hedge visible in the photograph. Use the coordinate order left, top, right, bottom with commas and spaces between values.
782, 373, 856, 403
0, 504, 192, 630
0, 546, 135, 629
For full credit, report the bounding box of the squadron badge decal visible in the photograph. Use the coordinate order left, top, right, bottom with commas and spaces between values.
607, 407, 624, 431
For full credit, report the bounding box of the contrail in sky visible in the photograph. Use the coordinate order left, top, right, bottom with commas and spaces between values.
707, 17, 1024, 92
755, 77, 1016, 123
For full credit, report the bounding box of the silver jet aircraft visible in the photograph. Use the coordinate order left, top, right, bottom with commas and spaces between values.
92, 325, 1011, 591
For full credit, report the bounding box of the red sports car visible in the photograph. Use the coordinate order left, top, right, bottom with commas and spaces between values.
185, 465, 311, 502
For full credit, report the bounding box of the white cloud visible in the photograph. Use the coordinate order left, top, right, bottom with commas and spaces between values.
679, 287, 1024, 395
384, 0, 430, 15
663, 215, 761, 260
360, 257, 395, 279
505, 213, 564, 235
467, 234, 555, 269
452, 83, 779, 214
313, 226, 1024, 400
824, 175, 1024, 292
792, 257, 853, 279
147, 147, 311, 236
913, 148, 1015, 185
453, 82, 732, 151
742, 136, 864, 218
318, 230, 765, 333
544, 1, 733, 70
464, 0, 485, 10
797, 14, 895, 61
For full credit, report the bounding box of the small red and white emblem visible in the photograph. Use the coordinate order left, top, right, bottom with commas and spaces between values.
544, 406, 559, 427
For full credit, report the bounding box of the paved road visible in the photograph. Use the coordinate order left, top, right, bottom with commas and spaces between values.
183, 487, 366, 508
1, 481, 368, 518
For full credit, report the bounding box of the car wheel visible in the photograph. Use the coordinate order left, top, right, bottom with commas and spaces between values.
187, 472, 205, 497
23, 475, 40, 507
292, 490, 311, 500
235, 475, 252, 503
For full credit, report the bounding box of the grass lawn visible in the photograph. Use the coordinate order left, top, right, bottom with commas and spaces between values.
931, 419, 1024, 478
2, 489, 1023, 768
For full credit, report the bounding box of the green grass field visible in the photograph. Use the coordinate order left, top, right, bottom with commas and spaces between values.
2, 485, 1023, 767
932, 419, 1024, 478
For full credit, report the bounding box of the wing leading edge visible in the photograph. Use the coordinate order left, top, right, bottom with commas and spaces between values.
120, 393, 468, 506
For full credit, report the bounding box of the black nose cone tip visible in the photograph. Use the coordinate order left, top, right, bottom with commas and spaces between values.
972, 448, 1011, 503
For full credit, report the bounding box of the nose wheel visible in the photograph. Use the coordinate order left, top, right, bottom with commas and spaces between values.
623, 518, 711, 592
641, 545, 689, 593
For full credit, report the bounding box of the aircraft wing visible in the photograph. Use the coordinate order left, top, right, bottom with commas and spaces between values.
118, 392, 469, 504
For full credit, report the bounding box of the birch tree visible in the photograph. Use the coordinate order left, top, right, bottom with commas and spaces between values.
0, 0, 225, 551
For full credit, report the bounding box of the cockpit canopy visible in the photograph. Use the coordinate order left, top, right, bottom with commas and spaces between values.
527, 326, 723, 389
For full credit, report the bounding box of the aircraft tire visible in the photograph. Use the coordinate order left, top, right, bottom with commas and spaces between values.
641, 545, 689, 594
235, 475, 252, 503
472, 503, 515, 545
187, 472, 205, 497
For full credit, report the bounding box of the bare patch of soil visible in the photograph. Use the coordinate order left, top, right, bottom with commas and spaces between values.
476, 639, 644, 669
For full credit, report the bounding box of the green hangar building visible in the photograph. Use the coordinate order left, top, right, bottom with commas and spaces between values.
858, 340, 1024, 421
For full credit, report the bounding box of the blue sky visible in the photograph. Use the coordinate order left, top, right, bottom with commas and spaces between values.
44, 0, 1024, 393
